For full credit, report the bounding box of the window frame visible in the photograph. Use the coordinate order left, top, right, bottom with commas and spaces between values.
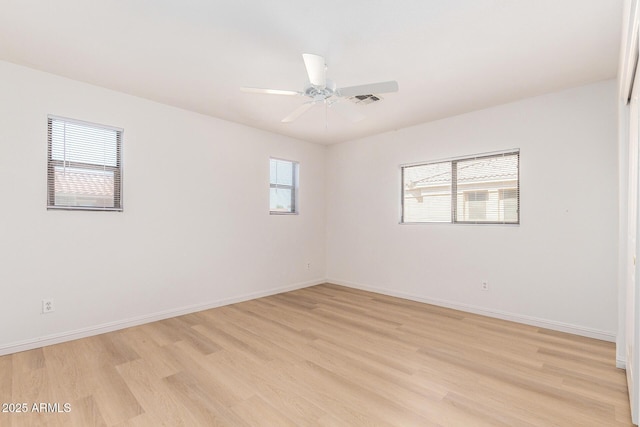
269, 157, 299, 215
400, 149, 519, 225
47, 115, 123, 212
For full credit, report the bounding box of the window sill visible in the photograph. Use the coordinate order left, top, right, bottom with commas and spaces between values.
270, 211, 299, 215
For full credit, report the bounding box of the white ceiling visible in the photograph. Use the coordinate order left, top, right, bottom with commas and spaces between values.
0, 1, 623, 144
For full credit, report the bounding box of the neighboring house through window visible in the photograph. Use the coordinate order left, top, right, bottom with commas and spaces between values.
47, 116, 123, 211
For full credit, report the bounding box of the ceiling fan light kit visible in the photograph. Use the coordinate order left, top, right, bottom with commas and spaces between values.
241, 53, 398, 123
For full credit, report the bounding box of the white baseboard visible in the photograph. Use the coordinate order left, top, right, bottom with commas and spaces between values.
617, 357, 627, 369
0, 278, 325, 356
329, 278, 617, 343
2, 278, 617, 356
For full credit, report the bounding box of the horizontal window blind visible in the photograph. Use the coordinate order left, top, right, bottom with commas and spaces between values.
47, 116, 123, 211
402, 150, 519, 224
402, 161, 452, 222
454, 151, 519, 223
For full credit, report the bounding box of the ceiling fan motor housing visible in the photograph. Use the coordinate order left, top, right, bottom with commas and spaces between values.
304, 79, 336, 101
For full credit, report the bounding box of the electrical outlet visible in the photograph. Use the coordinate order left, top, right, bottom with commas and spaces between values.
481, 281, 489, 291
307, 262, 311, 270
42, 299, 55, 314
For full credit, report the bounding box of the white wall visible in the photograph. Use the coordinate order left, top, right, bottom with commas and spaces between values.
326, 80, 619, 339
0, 58, 619, 353
0, 60, 326, 354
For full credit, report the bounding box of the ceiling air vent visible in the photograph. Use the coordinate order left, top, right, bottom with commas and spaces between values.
348, 94, 382, 105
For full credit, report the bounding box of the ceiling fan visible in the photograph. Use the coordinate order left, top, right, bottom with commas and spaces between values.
241, 53, 399, 123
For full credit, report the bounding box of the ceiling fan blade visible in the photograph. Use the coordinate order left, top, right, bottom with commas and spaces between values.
302, 53, 326, 88
240, 87, 301, 96
337, 80, 399, 97
330, 101, 366, 123
281, 103, 315, 123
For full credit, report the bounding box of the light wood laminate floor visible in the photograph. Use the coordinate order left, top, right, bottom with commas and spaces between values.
0, 284, 633, 426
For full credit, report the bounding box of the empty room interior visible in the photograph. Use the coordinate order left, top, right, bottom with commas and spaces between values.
1, 0, 640, 426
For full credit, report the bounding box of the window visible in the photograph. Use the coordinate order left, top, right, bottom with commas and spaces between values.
270, 158, 298, 214
402, 150, 519, 224
47, 116, 123, 211
499, 188, 518, 222
462, 190, 488, 221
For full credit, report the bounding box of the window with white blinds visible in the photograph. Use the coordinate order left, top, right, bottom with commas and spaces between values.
402, 150, 519, 224
47, 116, 123, 211
270, 158, 298, 214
